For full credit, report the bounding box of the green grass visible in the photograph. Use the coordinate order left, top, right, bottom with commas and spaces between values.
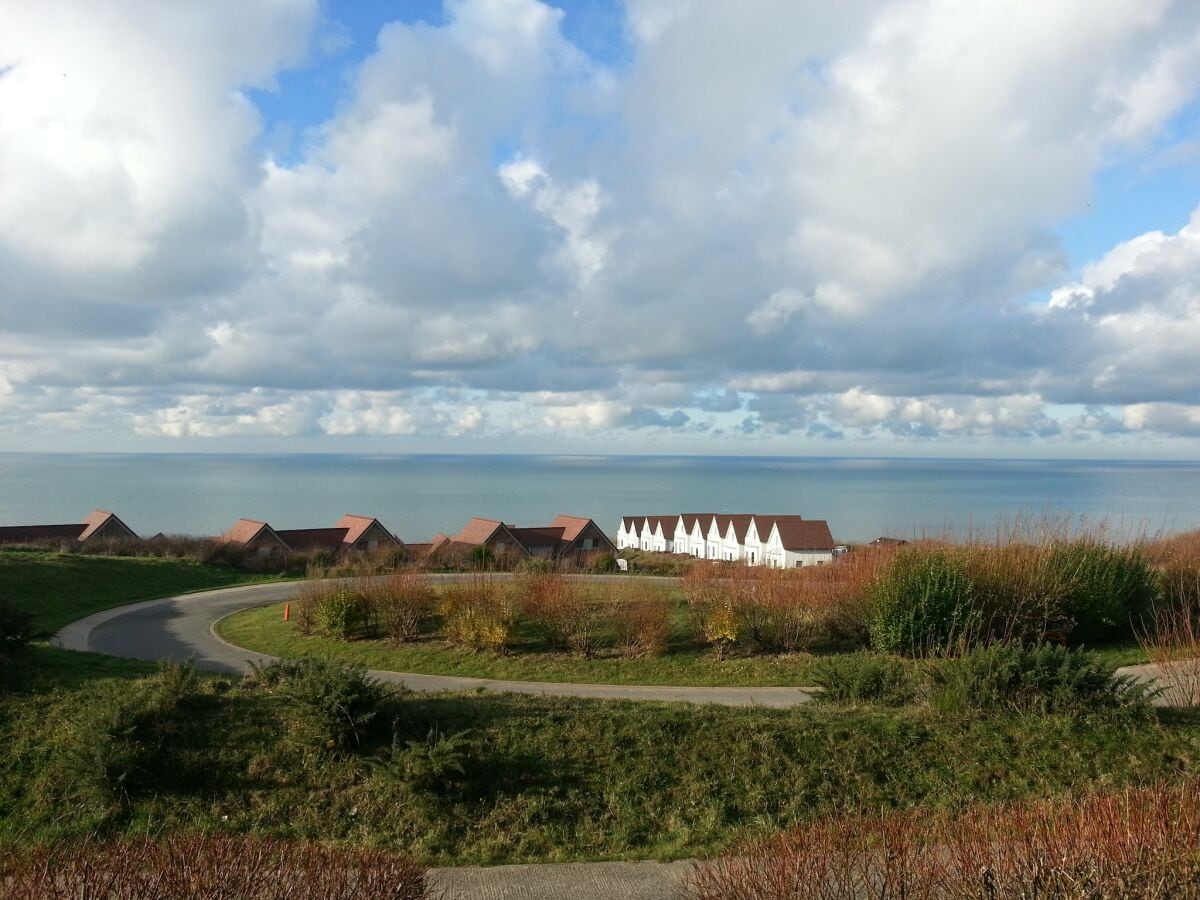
0, 550, 283, 635
218, 601, 829, 687
1, 649, 1198, 865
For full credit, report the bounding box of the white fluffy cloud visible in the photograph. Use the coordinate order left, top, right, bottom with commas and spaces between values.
4, 0, 1200, 451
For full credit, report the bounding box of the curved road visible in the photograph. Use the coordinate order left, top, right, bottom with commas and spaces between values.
54, 578, 817, 708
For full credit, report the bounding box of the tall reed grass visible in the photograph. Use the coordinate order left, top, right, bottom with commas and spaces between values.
684, 780, 1200, 899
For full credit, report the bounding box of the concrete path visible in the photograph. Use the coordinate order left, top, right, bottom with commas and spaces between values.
428, 859, 695, 900
54, 579, 817, 708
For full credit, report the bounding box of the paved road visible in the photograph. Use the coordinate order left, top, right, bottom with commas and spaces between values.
429, 859, 696, 900
54, 578, 817, 708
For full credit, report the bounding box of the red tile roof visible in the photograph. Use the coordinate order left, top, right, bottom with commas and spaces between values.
78, 509, 136, 541
455, 517, 504, 545
223, 518, 279, 545
550, 514, 592, 543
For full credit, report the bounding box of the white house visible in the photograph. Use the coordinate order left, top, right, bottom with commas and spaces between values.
761, 518, 836, 568
618, 512, 836, 567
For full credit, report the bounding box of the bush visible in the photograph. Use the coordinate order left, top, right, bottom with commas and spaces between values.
1138, 596, 1200, 707
249, 658, 387, 759
0, 596, 33, 654
930, 643, 1150, 716
683, 566, 741, 659
316, 587, 372, 640
868, 548, 978, 656
1, 835, 429, 900
438, 581, 518, 651
393, 727, 474, 791
1048, 541, 1157, 643
809, 652, 916, 706
518, 574, 608, 657
610, 582, 671, 657
365, 573, 436, 643
587, 552, 617, 573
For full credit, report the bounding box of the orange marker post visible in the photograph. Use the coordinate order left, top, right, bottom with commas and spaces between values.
283, 603, 290, 622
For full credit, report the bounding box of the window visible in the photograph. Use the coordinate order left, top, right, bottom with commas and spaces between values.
582, 538, 595, 550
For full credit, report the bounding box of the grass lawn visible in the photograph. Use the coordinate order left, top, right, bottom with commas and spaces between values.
1, 647, 1197, 865
218, 600, 834, 686
0, 550, 284, 635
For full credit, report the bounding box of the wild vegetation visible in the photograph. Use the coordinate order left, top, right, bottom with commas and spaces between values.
683, 779, 1200, 900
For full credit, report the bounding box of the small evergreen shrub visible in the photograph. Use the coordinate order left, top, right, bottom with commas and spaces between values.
809, 652, 917, 706
316, 588, 372, 640
930, 643, 1150, 715
1047, 541, 1157, 643
393, 727, 474, 791
251, 658, 387, 758
868, 548, 978, 656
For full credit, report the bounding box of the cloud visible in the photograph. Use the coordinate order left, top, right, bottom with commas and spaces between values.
3, 0, 1200, 451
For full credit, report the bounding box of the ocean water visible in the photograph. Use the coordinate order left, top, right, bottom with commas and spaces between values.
1, 453, 1199, 544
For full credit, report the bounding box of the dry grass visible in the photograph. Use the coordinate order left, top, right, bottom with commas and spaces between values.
684, 780, 1200, 899
0, 835, 429, 899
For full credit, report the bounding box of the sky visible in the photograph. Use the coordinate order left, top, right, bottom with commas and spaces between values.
3, 0, 1200, 459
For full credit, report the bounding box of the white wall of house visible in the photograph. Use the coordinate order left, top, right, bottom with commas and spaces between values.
706, 517, 724, 560
763, 523, 833, 568
743, 519, 764, 566
689, 519, 707, 558
651, 522, 672, 553
720, 523, 743, 562
674, 518, 690, 554
616, 520, 637, 550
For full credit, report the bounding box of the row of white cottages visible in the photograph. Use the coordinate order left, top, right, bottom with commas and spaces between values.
616, 514, 837, 568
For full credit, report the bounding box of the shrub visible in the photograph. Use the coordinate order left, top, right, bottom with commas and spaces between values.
683, 780, 1200, 900
518, 574, 608, 657
393, 727, 474, 791
610, 582, 671, 658
587, 552, 616, 573
1048, 540, 1157, 643
250, 658, 387, 759
809, 652, 917, 706
438, 580, 518, 651
868, 547, 978, 656
316, 587, 372, 640
961, 543, 1074, 645
0, 596, 34, 654
365, 573, 436, 643
683, 565, 741, 658
930, 643, 1150, 716
291, 579, 329, 636
1, 835, 428, 900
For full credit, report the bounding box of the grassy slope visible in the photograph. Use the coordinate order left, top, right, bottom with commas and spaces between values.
1, 649, 1197, 865
0, 550, 280, 635
218, 601, 828, 686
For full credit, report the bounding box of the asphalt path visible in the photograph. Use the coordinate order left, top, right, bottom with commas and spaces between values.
54, 577, 817, 707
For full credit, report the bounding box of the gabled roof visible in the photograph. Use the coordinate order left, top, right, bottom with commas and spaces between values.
679, 513, 715, 533
223, 518, 286, 546
334, 514, 402, 547
551, 515, 595, 543
620, 516, 644, 531
455, 517, 505, 545
718, 514, 755, 543
768, 517, 835, 551
78, 509, 137, 542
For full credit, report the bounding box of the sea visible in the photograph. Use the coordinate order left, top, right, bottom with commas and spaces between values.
1, 453, 1199, 544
